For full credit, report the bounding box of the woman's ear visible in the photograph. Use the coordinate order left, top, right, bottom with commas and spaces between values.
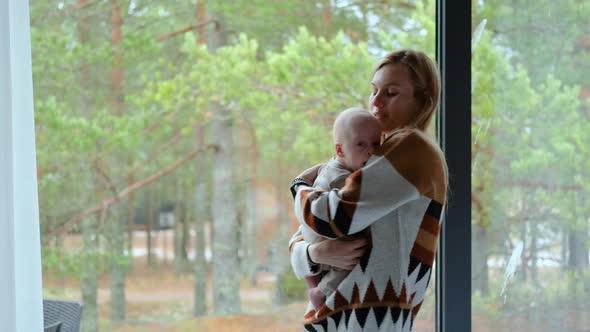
335, 143, 344, 157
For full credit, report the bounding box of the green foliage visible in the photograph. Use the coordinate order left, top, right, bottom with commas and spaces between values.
472, 290, 502, 321
29, 0, 590, 328
103, 250, 132, 270
277, 271, 308, 302
376, 1, 436, 57
471, 0, 589, 271
42, 246, 104, 277
32, 0, 458, 237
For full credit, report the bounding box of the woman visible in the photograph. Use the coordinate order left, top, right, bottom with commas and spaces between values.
289, 49, 448, 332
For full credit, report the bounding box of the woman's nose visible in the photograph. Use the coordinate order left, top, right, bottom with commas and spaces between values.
371, 94, 383, 109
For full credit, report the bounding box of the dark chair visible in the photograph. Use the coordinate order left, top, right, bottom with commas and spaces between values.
43, 299, 83, 332
43, 321, 62, 332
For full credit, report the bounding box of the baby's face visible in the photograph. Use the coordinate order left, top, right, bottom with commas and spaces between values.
340, 119, 382, 171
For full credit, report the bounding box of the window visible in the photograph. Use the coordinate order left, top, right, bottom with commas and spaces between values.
471, 1, 590, 331
19, 1, 586, 331
31, 1, 439, 331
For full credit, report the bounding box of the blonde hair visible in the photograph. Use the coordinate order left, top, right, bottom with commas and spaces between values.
374, 49, 449, 197
374, 49, 441, 131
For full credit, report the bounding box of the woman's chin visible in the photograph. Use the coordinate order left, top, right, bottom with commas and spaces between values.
373, 114, 386, 122
377, 120, 396, 132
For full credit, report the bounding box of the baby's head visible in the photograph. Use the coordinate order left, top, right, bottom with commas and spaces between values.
333, 108, 382, 171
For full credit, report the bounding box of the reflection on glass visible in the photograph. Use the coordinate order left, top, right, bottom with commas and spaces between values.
472, 1, 590, 331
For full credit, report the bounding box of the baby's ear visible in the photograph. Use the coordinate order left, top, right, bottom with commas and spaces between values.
335, 143, 344, 157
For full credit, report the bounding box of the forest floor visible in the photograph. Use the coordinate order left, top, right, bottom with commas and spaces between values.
44, 256, 438, 331
42, 190, 589, 332
43, 258, 590, 332
44, 258, 307, 331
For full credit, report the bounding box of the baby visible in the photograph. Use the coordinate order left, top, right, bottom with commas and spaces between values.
302, 107, 381, 310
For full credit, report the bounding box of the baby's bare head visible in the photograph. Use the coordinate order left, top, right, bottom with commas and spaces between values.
333, 108, 381, 144
333, 108, 382, 171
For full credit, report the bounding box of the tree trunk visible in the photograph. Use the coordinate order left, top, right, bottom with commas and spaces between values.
567, 192, 589, 270
146, 189, 154, 266
322, 0, 332, 27
567, 230, 589, 270
174, 209, 182, 275
77, 1, 99, 331
529, 220, 539, 285
272, 148, 290, 305
518, 221, 527, 282
107, 206, 127, 322
566, 192, 589, 327
193, 2, 210, 316
110, 0, 124, 112
210, 109, 241, 314
236, 187, 247, 273
472, 222, 490, 296
54, 227, 66, 292
181, 197, 190, 261
80, 215, 100, 332
108, 0, 126, 322
193, 126, 209, 316
245, 123, 259, 285
471, 189, 490, 296
561, 230, 568, 270
195, 0, 207, 45
174, 179, 184, 276
127, 173, 135, 269
206, 9, 241, 315
236, 120, 257, 284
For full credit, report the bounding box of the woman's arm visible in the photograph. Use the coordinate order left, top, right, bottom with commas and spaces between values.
307, 237, 368, 270
293, 131, 445, 239
289, 225, 368, 279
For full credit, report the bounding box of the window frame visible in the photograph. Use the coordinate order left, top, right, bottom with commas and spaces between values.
1, 0, 44, 330
435, 0, 472, 331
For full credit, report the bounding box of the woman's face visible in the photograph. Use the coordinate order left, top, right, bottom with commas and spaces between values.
369, 63, 419, 133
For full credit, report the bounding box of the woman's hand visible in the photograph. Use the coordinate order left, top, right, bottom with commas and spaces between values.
296, 163, 323, 186
308, 238, 368, 270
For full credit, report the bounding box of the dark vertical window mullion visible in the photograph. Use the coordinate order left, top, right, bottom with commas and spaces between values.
435, 1, 472, 332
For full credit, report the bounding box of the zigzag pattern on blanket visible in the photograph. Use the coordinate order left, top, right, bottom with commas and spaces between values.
302, 200, 442, 331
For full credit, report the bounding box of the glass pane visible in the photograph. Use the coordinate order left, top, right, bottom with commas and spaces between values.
472, 1, 590, 331
32, 1, 436, 331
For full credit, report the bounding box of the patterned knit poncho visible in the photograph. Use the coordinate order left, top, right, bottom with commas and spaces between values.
290, 129, 446, 332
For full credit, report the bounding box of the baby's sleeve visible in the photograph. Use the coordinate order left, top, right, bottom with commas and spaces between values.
288, 226, 321, 278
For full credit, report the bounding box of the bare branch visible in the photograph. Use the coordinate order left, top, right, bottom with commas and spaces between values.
53, 144, 219, 235
94, 159, 118, 197
156, 20, 217, 42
